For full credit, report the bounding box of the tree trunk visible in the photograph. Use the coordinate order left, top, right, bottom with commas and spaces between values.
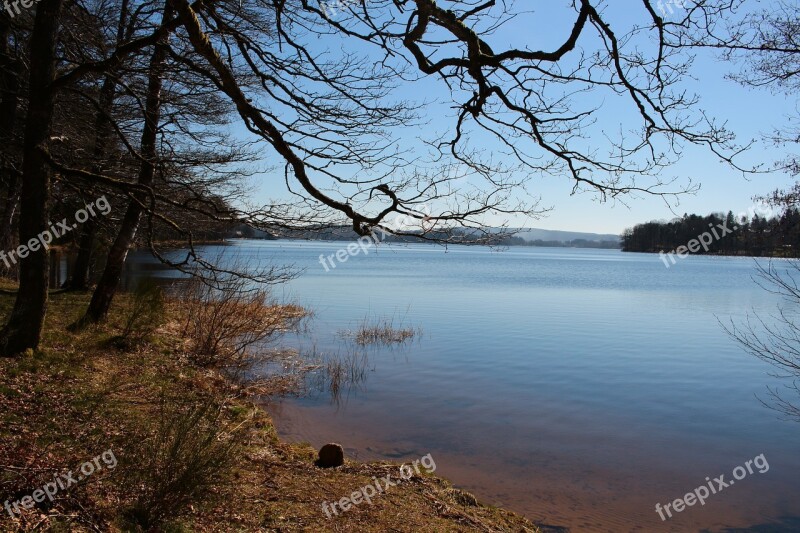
0, 14, 21, 279
64, 77, 115, 291
66, 218, 96, 290
64, 0, 129, 291
0, 0, 64, 356
75, 1, 171, 326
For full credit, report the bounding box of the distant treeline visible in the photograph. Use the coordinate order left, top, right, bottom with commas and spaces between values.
240, 225, 621, 249
622, 209, 800, 257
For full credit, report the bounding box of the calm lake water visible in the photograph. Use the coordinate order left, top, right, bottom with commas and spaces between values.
130, 241, 800, 532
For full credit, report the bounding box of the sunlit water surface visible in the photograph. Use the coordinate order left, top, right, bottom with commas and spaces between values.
128, 242, 800, 532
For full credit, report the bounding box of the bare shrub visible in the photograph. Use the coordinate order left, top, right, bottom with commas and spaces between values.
174, 277, 307, 368
121, 398, 242, 529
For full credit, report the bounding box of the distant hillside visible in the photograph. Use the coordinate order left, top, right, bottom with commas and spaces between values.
513, 228, 620, 244
233, 225, 621, 248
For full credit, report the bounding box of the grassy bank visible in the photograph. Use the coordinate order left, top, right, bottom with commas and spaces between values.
0, 289, 539, 532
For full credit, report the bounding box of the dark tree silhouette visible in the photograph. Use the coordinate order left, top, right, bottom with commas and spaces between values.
0, 0, 755, 353
684, 0, 800, 176
622, 208, 800, 257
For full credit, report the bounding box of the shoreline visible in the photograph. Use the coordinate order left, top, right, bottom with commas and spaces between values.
0, 288, 540, 532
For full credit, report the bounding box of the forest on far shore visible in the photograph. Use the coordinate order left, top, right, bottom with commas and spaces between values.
622, 209, 800, 257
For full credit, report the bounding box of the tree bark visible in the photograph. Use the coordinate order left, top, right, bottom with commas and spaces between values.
75, 1, 171, 326
0, 0, 64, 356
0, 14, 21, 279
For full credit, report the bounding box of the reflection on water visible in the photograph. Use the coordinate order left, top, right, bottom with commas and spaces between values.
123, 242, 800, 532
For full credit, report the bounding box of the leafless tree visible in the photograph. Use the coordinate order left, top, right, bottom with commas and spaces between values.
686, 4, 800, 418
0, 11, 26, 278
677, 0, 799, 177
61, 0, 132, 291
723, 260, 800, 421
0, 0, 64, 355
1, 0, 755, 354
162, 0, 755, 241
76, 0, 175, 325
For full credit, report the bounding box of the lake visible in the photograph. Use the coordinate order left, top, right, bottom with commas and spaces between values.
129, 241, 800, 532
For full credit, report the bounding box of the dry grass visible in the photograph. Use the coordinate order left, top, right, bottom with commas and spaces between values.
318, 349, 370, 404
338, 315, 420, 347
0, 289, 540, 532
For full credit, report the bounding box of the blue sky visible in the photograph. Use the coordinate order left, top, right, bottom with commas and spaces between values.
241, 1, 796, 236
